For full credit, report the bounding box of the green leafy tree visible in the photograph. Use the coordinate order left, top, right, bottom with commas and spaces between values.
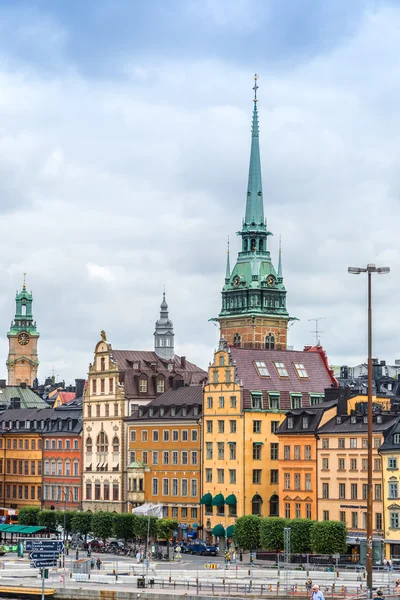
259, 517, 287, 551
234, 515, 261, 551
113, 514, 135, 545
132, 515, 158, 539
18, 507, 40, 526
290, 519, 314, 554
71, 512, 93, 541
38, 510, 58, 530
156, 519, 179, 557
310, 521, 347, 554
92, 511, 114, 543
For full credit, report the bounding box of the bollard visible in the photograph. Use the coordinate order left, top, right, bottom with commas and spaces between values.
169, 576, 171, 583
248, 569, 251, 576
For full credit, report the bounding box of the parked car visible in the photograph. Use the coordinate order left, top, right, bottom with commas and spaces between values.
188, 541, 218, 556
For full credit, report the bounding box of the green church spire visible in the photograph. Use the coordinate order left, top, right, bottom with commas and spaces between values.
225, 238, 231, 283
244, 74, 264, 229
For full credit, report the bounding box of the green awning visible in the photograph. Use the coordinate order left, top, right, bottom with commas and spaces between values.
200, 493, 213, 505
225, 494, 237, 506
226, 525, 235, 538
212, 493, 225, 506
212, 524, 225, 536
253, 441, 264, 445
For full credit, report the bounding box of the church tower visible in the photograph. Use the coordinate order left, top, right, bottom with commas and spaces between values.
7, 276, 40, 385
154, 292, 175, 359
217, 76, 294, 350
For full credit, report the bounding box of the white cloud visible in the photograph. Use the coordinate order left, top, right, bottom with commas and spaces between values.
0, 4, 399, 382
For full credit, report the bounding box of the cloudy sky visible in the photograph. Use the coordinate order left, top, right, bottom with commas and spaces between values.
0, 0, 398, 383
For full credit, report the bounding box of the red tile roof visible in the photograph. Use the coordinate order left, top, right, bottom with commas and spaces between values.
58, 392, 76, 405
230, 346, 337, 410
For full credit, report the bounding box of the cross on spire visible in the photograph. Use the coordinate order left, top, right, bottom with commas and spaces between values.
253, 74, 259, 103
23, 272, 27, 290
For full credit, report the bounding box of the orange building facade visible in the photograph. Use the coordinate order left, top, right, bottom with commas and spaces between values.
127, 385, 202, 539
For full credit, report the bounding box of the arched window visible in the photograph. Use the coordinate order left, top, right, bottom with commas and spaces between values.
243, 239, 248, 252
251, 239, 256, 251
265, 334, 275, 350
57, 459, 63, 476
219, 355, 225, 366
233, 333, 241, 348
21, 303, 26, 316
65, 459, 71, 476
252, 494, 263, 515
86, 437, 93, 453
96, 431, 108, 453
44, 460, 50, 475
112, 436, 120, 453
51, 459, 56, 475
73, 460, 79, 476
269, 494, 279, 517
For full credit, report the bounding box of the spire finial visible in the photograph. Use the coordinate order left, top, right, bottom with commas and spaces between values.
253, 74, 259, 103
278, 235, 283, 280
23, 272, 27, 290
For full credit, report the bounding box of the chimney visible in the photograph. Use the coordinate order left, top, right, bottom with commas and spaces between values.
180, 356, 186, 369
172, 378, 184, 390
75, 379, 85, 399
20, 382, 27, 389
11, 397, 21, 409
0, 380, 6, 389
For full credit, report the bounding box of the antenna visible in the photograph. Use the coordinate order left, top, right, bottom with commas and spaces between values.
308, 317, 326, 346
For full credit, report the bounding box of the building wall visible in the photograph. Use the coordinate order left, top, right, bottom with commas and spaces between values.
2, 433, 42, 507
7, 335, 39, 386
218, 316, 288, 350
42, 434, 82, 509
82, 338, 127, 513
376, 448, 399, 559
128, 419, 201, 533
317, 432, 384, 535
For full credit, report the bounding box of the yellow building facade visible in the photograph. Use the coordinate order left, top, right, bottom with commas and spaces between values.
379, 417, 400, 559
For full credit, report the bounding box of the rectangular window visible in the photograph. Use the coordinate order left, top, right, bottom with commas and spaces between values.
322, 483, 329, 498
350, 438, 357, 448
284, 445, 290, 460
294, 473, 300, 490
322, 438, 329, 449
294, 445, 300, 460
270, 443, 278, 460
363, 484, 368, 500
375, 484, 382, 500
163, 430, 170, 442
172, 451, 178, 465
100, 379, 105, 393
182, 430, 188, 442
374, 458, 382, 470
92, 380, 97, 394
271, 421, 279, 434
181, 479, 188, 496
191, 451, 198, 465
253, 443, 262, 460
362, 438, 368, 448
217, 442, 224, 460
295, 503, 301, 518
338, 438, 345, 449
162, 479, 169, 495
96, 405, 100, 417
350, 459, 357, 470
253, 420, 261, 433
113, 484, 119, 501
389, 482, 398, 498
109, 378, 114, 393
230, 420, 236, 433
152, 451, 159, 465
305, 445, 311, 460
269, 394, 280, 409
206, 442, 213, 459
291, 395, 302, 409
390, 512, 399, 529
270, 469, 278, 484
172, 507, 178, 518
284, 473, 291, 490
351, 512, 358, 528
230, 396, 237, 408
163, 451, 169, 465
323, 510, 329, 521
251, 394, 263, 409
86, 483, 92, 500
374, 437, 381, 448
206, 421, 213, 434
306, 504, 312, 519
322, 458, 329, 470
339, 483, 346, 499
95, 483, 101, 500
362, 458, 368, 471
206, 468, 212, 483
229, 443, 236, 460
219, 396, 225, 408
274, 362, 289, 377
191, 429, 198, 442
305, 473, 311, 490
338, 458, 345, 470
139, 380, 147, 393
142, 431, 148, 442
285, 503, 290, 519
351, 483, 358, 499
207, 397, 213, 409
294, 363, 308, 378
389, 457, 398, 469
217, 469, 224, 483
218, 420, 225, 433
142, 451, 148, 464
253, 469, 262, 484
182, 451, 188, 465
172, 430, 179, 441
152, 430, 159, 442
130, 430, 136, 442
340, 511, 346, 523
229, 469, 236, 484
254, 361, 270, 377
152, 478, 158, 495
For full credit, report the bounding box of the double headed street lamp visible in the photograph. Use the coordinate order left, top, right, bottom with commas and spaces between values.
348, 264, 390, 598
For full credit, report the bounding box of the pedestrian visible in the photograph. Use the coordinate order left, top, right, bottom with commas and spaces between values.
389, 559, 393, 572
75, 549, 79, 561
66, 541, 69, 556
306, 579, 313, 591
232, 550, 237, 567
374, 590, 385, 600
383, 558, 388, 570
87, 547, 91, 558
96, 557, 101, 570
312, 584, 325, 600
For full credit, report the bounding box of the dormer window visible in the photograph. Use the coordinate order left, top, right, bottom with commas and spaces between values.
294, 363, 308, 379
302, 416, 309, 429
336, 416, 342, 424
171, 407, 176, 417
15, 421, 20, 429
363, 416, 368, 424
133, 362, 139, 370
377, 415, 382, 424
149, 408, 154, 417
351, 416, 356, 424
274, 362, 289, 378
139, 379, 147, 393
219, 355, 225, 366
26, 421, 30, 429
254, 361, 270, 377
287, 417, 294, 429
394, 434, 400, 444
168, 363, 173, 372
160, 407, 164, 417
182, 406, 187, 416
193, 406, 199, 416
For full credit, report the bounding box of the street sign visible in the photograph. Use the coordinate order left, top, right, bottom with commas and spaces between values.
26, 540, 64, 552
31, 559, 57, 568
29, 552, 59, 560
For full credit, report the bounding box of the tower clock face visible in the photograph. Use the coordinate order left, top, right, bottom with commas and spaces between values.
18, 332, 30, 346
267, 275, 275, 287
233, 276, 240, 287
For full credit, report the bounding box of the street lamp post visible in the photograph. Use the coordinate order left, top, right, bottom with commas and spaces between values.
348, 264, 390, 599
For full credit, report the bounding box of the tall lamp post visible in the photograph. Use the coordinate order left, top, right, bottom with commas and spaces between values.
348, 264, 390, 598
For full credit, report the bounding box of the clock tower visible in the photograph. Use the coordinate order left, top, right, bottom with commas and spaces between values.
7, 276, 39, 386
216, 76, 296, 350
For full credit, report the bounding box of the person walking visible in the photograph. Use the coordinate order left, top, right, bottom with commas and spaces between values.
374, 590, 385, 600
312, 584, 325, 600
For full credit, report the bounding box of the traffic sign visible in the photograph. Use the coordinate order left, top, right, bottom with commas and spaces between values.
31, 559, 57, 568
26, 540, 64, 552
29, 552, 59, 560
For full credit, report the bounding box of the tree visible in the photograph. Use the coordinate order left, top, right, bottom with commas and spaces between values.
113, 514, 135, 545
310, 521, 347, 554
92, 511, 114, 543
61, 510, 78, 535
132, 515, 158, 540
234, 515, 261, 551
71, 512, 93, 541
156, 519, 179, 557
38, 510, 58, 530
290, 519, 314, 554
259, 517, 287, 551
18, 507, 40, 526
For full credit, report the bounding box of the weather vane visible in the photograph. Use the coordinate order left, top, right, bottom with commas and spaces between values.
253, 74, 259, 102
